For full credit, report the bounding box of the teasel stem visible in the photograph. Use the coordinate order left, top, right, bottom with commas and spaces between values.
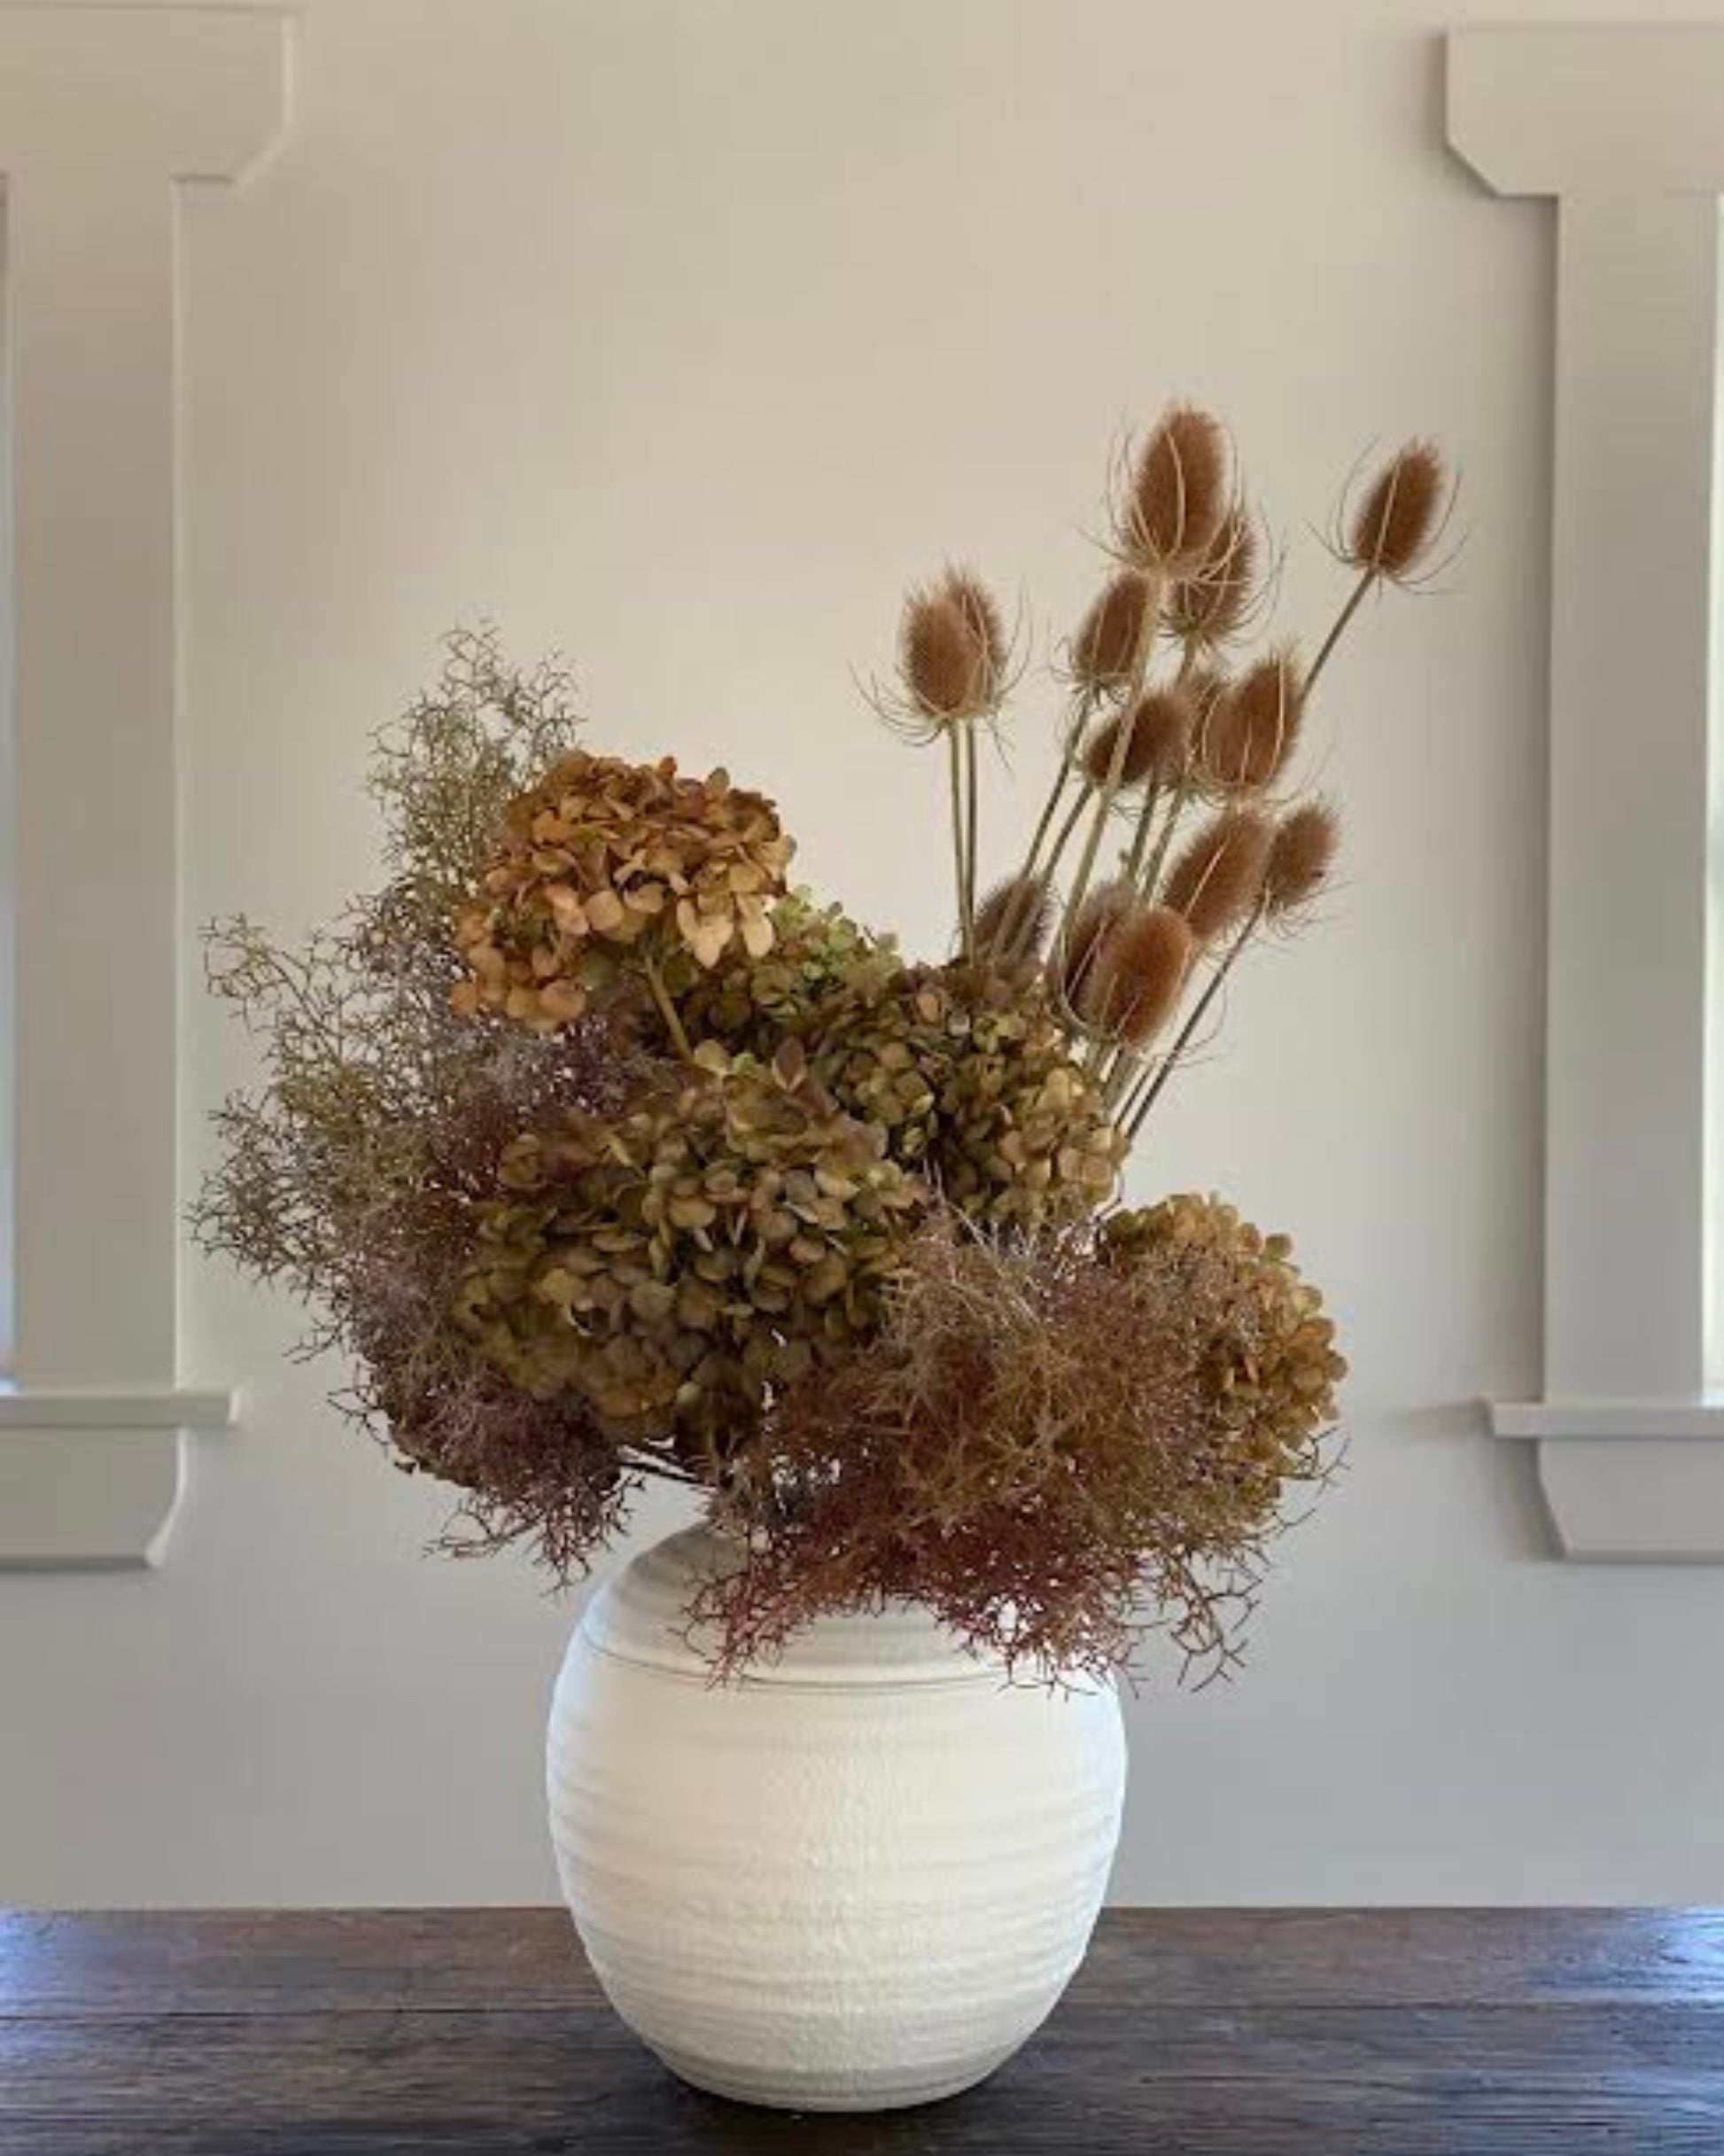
963, 717, 981, 945
1013, 690, 1094, 895
1112, 1050, 1154, 1131
948, 723, 974, 960
1080, 989, 1117, 1080
1100, 1024, 1154, 1107
1053, 572, 1164, 982
1123, 898, 1264, 1143
1100, 1039, 1140, 1109
1121, 779, 1164, 891
1003, 775, 1091, 967
1138, 761, 1195, 900
643, 953, 695, 1063
1305, 566, 1375, 698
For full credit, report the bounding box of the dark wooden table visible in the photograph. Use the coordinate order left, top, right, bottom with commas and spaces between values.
4, 1907, 1723, 2152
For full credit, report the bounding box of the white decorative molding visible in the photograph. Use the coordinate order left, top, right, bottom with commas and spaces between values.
0, 4, 291, 1566
1450, 27, 1724, 1560
0, 1388, 236, 1567
1489, 1402, 1724, 1561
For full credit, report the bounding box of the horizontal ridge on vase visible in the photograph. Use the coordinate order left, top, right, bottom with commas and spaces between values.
547, 1523, 1127, 2113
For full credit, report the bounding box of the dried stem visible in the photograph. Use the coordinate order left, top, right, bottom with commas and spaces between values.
948, 724, 974, 959
1139, 762, 1195, 899
1306, 565, 1375, 698
643, 954, 695, 1063
1005, 779, 1092, 968
963, 718, 981, 944
1122, 780, 1164, 890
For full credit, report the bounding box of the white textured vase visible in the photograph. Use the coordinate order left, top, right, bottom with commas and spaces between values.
547, 1525, 1126, 2113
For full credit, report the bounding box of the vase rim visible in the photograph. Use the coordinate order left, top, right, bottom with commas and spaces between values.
580, 1524, 1067, 1692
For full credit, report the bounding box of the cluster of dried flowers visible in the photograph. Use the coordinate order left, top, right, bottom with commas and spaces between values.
198, 406, 1450, 1683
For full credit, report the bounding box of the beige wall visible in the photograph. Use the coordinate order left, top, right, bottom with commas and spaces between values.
3, 0, 1720, 1904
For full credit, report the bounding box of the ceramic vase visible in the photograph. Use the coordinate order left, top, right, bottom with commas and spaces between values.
547, 1524, 1126, 2113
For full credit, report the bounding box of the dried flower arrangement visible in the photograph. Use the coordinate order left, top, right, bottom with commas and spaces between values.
197, 409, 1451, 1682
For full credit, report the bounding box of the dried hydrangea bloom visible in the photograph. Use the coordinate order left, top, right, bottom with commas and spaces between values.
453, 1047, 928, 1461
806, 963, 1126, 1228
1101, 1194, 1346, 1496
672, 892, 901, 1062
454, 751, 796, 1031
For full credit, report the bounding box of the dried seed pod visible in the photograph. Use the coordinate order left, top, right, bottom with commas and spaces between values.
1122, 686, 1196, 787
1082, 692, 1192, 793
940, 565, 1009, 691
1346, 440, 1449, 584
1071, 572, 1153, 694
1061, 878, 1135, 1009
1087, 905, 1192, 1045
1161, 807, 1273, 943
1121, 404, 1230, 572
1200, 648, 1305, 792
1263, 798, 1340, 920
899, 587, 986, 721
1082, 704, 1156, 790
1166, 505, 1261, 646
975, 871, 1052, 962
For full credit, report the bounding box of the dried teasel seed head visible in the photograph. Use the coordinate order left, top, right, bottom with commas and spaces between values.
1263, 798, 1340, 920
1081, 689, 1192, 792
1346, 440, 1450, 584
900, 588, 975, 719
1082, 704, 1152, 791
899, 578, 996, 724
1161, 806, 1274, 943
1166, 504, 1261, 647
1070, 572, 1153, 694
1088, 905, 1193, 1045
1121, 404, 1230, 572
939, 565, 1009, 691
1061, 877, 1135, 1010
1125, 686, 1196, 787
975, 870, 1052, 962
1200, 647, 1306, 793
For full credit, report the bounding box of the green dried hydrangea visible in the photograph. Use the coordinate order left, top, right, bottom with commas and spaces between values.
1101, 1193, 1346, 1491
453, 1043, 928, 1466
672, 891, 901, 1062
807, 963, 1125, 1229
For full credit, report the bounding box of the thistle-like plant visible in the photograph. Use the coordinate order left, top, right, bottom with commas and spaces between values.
872, 412, 1453, 1138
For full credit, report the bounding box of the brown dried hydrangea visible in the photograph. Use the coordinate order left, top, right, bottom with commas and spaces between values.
454, 751, 795, 1031
1101, 1193, 1347, 1498
452, 1044, 928, 1469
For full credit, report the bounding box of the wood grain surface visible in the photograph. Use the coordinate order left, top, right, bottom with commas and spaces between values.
4, 1907, 1723, 2153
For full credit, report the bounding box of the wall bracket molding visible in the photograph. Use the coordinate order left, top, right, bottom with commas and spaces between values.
1450, 27, 1724, 1561
0, 3, 291, 1568
1489, 1399, 1724, 1561
0, 1387, 237, 1568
